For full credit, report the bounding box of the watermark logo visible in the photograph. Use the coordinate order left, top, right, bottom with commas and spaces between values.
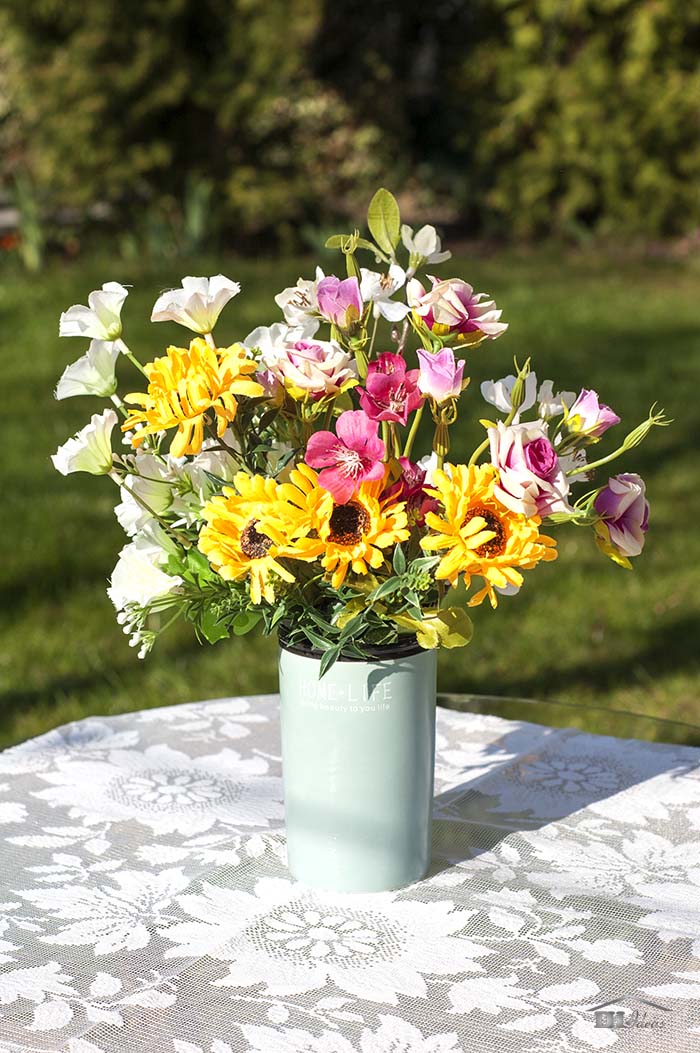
587, 991, 671, 1030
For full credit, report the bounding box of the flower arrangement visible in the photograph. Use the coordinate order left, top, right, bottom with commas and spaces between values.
52, 189, 669, 673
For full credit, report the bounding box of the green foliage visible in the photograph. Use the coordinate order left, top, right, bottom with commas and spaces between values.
0, 0, 389, 245
455, 0, 700, 238
1, 2, 698, 250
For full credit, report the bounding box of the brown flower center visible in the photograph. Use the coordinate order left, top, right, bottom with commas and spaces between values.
328, 501, 370, 545
240, 520, 273, 559
463, 504, 507, 557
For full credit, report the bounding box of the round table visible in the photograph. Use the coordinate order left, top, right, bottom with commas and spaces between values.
1, 694, 699, 1052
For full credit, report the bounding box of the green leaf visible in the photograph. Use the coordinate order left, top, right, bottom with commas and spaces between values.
370, 578, 400, 601
319, 645, 342, 678
392, 544, 406, 575
367, 188, 400, 257
232, 610, 262, 636
199, 607, 230, 644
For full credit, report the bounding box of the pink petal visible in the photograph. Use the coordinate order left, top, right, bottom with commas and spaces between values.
318, 466, 356, 503
335, 410, 380, 452
305, 431, 341, 468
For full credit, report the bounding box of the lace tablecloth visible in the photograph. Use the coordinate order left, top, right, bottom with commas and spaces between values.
1, 694, 699, 1053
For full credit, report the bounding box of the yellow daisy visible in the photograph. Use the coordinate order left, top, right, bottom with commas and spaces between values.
198, 472, 302, 604
122, 339, 262, 457
421, 463, 557, 608
279, 463, 409, 589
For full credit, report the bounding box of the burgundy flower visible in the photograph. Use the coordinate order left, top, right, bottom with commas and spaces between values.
358, 353, 424, 425
384, 458, 438, 527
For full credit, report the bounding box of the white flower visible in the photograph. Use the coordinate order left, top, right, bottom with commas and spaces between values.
273, 269, 324, 331
107, 533, 182, 611
33, 745, 282, 836
51, 409, 118, 476
114, 453, 178, 537
163, 878, 488, 1004
16, 869, 189, 955
243, 322, 295, 357
55, 340, 120, 400
401, 224, 451, 268
537, 379, 577, 419
480, 373, 537, 420
359, 264, 410, 322
59, 282, 128, 340
151, 275, 241, 334
183, 439, 239, 495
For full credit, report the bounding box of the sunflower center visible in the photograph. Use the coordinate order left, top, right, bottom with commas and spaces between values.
240, 520, 273, 559
328, 501, 370, 545
463, 505, 507, 557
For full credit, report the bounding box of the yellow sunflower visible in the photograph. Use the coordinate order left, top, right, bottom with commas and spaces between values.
279, 463, 409, 589
122, 339, 262, 457
421, 463, 557, 608
199, 472, 303, 604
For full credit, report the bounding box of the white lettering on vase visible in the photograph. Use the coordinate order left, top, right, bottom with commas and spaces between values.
297, 678, 393, 713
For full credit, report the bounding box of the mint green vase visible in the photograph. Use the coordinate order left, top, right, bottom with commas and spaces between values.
278, 640, 437, 893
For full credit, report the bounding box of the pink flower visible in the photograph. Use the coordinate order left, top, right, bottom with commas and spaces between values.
316, 276, 363, 329
489, 421, 571, 518
567, 389, 620, 439
305, 410, 385, 503
384, 458, 438, 526
260, 338, 357, 401
407, 276, 507, 341
358, 352, 424, 425
594, 473, 649, 561
416, 347, 464, 403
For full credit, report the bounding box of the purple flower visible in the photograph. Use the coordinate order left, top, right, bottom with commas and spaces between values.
594, 473, 649, 562
489, 421, 571, 518
358, 352, 424, 425
305, 410, 385, 503
316, 276, 363, 330
416, 347, 464, 403
407, 276, 507, 342
567, 389, 620, 439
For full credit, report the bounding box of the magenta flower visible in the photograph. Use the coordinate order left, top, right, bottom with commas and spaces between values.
384, 457, 438, 526
305, 410, 386, 503
407, 276, 507, 341
358, 352, 424, 425
316, 276, 363, 330
416, 347, 464, 403
567, 389, 620, 439
489, 421, 571, 518
594, 473, 649, 561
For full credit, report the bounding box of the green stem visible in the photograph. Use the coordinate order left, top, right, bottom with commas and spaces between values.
110, 393, 128, 419
390, 423, 401, 459
381, 421, 390, 462
468, 437, 490, 467
402, 404, 424, 459
116, 338, 149, 378
367, 314, 379, 361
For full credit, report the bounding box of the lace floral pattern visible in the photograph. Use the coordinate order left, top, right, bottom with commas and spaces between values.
1, 693, 699, 1052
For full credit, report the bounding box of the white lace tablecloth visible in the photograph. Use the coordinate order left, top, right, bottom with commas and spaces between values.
1, 695, 700, 1053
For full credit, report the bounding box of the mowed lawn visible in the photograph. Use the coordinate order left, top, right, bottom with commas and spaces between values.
1, 247, 699, 749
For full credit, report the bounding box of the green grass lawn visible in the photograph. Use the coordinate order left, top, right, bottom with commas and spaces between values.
1, 246, 699, 749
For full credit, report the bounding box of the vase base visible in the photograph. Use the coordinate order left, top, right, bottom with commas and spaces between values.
286, 855, 431, 894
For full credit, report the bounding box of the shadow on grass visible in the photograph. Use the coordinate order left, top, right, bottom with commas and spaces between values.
447, 612, 700, 737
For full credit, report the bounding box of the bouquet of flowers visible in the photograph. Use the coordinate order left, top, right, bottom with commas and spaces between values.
52, 189, 668, 674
